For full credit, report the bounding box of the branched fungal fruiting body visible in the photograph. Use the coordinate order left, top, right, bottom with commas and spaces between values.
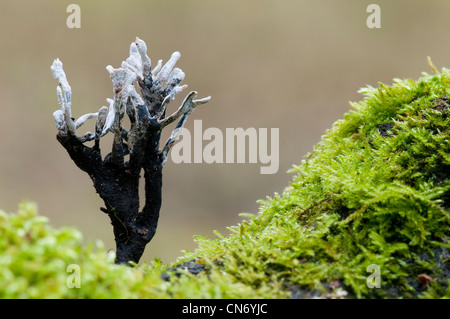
51, 37, 210, 264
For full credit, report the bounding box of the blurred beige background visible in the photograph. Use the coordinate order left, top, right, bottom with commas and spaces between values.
1, 0, 449, 263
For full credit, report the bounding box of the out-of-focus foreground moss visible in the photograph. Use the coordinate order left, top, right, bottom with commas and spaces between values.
1, 65, 449, 298
0, 202, 279, 298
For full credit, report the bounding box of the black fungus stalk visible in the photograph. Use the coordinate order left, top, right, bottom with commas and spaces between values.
51, 37, 210, 264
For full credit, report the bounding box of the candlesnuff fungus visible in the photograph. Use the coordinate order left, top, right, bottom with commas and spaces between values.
51, 37, 210, 264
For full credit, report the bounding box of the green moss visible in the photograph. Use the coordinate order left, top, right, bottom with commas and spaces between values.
1, 65, 449, 298
189, 66, 450, 299
0, 202, 284, 298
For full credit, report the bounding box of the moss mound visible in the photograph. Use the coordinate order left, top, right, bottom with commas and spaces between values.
1, 66, 449, 298
191, 68, 450, 298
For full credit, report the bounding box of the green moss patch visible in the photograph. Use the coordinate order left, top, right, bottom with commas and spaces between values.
188, 65, 450, 298
0, 203, 283, 298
